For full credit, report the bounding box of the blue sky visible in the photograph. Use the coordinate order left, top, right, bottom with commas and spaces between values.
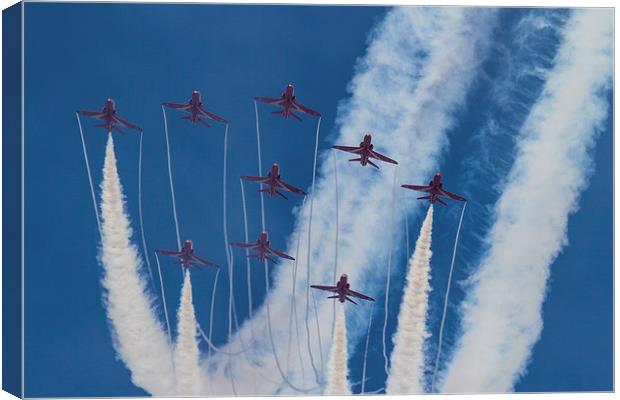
23, 4, 611, 397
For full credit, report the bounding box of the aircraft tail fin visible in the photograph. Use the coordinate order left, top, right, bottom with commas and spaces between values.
417, 196, 431, 200
349, 157, 363, 162
367, 159, 380, 169
328, 295, 339, 299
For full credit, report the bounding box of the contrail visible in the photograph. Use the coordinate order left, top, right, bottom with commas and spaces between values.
221, 123, 238, 396
202, 7, 495, 394
360, 302, 374, 394
154, 252, 173, 347
137, 131, 155, 285
441, 9, 612, 393
381, 166, 398, 377
331, 151, 340, 339
161, 106, 182, 251
174, 271, 202, 395
325, 304, 351, 395
75, 112, 102, 236
99, 134, 175, 395
304, 117, 324, 385
285, 199, 308, 381
386, 205, 434, 394
431, 201, 467, 392
254, 100, 266, 230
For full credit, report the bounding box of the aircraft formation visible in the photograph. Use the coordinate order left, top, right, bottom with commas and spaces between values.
77, 83, 466, 306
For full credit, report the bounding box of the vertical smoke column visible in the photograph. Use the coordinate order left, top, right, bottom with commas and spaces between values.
174, 271, 202, 395
386, 205, 434, 394
325, 305, 351, 395
99, 134, 175, 395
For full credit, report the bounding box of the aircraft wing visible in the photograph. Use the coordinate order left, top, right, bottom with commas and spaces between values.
255, 96, 284, 105
402, 184, 431, 192
276, 179, 307, 195
230, 242, 258, 249
266, 246, 295, 261
191, 254, 219, 268
439, 188, 466, 202
113, 115, 142, 131
162, 102, 190, 109
241, 175, 269, 182
156, 249, 181, 256
332, 145, 363, 154
369, 150, 398, 165
310, 285, 339, 293
292, 100, 321, 117
347, 289, 375, 302
77, 109, 104, 117
198, 106, 228, 123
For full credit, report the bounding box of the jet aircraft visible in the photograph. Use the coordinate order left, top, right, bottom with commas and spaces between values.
163, 90, 228, 126
241, 163, 306, 200
230, 230, 294, 263
77, 98, 142, 133
155, 240, 219, 270
401, 172, 466, 205
332, 133, 398, 168
255, 83, 320, 121
311, 274, 374, 305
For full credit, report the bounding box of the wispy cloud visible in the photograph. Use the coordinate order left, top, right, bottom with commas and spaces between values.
440, 9, 612, 393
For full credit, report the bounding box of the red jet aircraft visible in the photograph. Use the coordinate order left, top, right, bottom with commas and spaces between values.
77, 98, 142, 133
241, 163, 306, 200
311, 274, 374, 305
332, 133, 398, 168
230, 230, 294, 263
255, 83, 321, 121
401, 172, 466, 206
155, 240, 219, 270
163, 90, 228, 127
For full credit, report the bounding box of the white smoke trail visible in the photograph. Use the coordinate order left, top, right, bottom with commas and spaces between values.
174, 271, 202, 395
441, 9, 612, 393
325, 304, 351, 395
386, 205, 434, 394
204, 7, 495, 394
99, 134, 175, 395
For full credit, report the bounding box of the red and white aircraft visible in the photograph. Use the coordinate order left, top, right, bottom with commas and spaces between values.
230, 230, 294, 263
241, 163, 306, 200
332, 133, 398, 168
401, 172, 466, 205
155, 240, 219, 270
311, 274, 374, 305
255, 83, 320, 121
163, 90, 227, 126
77, 98, 142, 133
